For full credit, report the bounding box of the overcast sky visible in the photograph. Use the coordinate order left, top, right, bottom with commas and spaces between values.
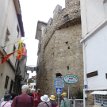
19, 0, 65, 77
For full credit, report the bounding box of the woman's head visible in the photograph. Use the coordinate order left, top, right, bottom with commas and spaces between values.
4, 94, 11, 101
11, 93, 17, 100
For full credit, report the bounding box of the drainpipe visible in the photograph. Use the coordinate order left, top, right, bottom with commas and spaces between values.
83, 41, 88, 107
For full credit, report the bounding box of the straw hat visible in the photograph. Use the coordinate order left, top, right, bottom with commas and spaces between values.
41, 95, 50, 102
61, 92, 67, 96
50, 95, 56, 100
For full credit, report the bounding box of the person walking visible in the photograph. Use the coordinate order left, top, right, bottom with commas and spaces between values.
11, 85, 33, 107
1, 94, 12, 107
37, 95, 51, 107
60, 92, 71, 107
32, 89, 41, 107
50, 95, 57, 107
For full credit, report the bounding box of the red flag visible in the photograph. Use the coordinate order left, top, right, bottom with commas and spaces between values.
16, 48, 23, 60
17, 44, 27, 60
22, 47, 27, 56
0, 52, 15, 64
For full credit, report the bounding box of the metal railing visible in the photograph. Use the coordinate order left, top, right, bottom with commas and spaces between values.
69, 99, 83, 107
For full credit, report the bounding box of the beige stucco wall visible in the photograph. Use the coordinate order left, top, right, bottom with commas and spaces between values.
0, 63, 15, 98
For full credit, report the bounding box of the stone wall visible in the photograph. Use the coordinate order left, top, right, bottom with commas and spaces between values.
36, 0, 83, 96
86, 91, 94, 107
42, 24, 83, 96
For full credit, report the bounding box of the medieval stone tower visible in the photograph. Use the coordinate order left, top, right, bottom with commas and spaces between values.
36, 0, 83, 98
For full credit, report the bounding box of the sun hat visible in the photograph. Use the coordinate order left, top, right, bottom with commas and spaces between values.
50, 95, 56, 100
41, 95, 50, 102
61, 92, 67, 96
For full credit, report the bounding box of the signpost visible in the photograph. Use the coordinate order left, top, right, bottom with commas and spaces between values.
54, 77, 64, 88
54, 77, 64, 107
56, 88, 63, 94
63, 74, 78, 99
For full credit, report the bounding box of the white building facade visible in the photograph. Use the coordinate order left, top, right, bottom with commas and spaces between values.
80, 0, 107, 106
0, 0, 25, 98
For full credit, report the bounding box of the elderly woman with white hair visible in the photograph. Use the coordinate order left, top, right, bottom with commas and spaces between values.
11, 85, 33, 107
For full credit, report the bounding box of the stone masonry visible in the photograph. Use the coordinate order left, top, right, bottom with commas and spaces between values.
36, 0, 83, 97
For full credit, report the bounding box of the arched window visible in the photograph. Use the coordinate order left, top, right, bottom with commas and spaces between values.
56, 73, 62, 77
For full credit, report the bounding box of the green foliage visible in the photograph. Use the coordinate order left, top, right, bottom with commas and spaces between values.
28, 78, 34, 84
75, 89, 83, 99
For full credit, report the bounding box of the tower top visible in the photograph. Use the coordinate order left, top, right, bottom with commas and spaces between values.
65, 0, 80, 8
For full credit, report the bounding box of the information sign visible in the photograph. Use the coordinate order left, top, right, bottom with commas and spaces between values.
56, 88, 62, 94
63, 74, 78, 84
54, 77, 64, 88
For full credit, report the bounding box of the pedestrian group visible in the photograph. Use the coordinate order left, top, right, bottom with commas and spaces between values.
0, 85, 71, 107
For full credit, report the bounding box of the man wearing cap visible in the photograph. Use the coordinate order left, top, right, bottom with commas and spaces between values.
37, 95, 51, 107
60, 92, 71, 107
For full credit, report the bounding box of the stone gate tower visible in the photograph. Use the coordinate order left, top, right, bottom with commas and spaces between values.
36, 0, 83, 98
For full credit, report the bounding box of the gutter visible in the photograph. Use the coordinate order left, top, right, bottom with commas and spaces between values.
80, 19, 107, 43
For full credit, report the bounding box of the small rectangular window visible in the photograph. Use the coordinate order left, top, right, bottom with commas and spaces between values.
17, 25, 20, 37
68, 46, 70, 49
67, 66, 69, 70
9, 80, 13, 93
105, 73, 107, 79
87, 71, 98, 78
5, 29, 10, 42
4, 76, 9, 89
104, 0, 107, 17
65, 41, 68, 44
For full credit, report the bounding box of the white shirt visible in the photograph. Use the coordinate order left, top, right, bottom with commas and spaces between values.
1, 101, 11, 107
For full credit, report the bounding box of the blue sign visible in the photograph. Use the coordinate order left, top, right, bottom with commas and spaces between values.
56, 88, 63, 94
54, 77, 64, 88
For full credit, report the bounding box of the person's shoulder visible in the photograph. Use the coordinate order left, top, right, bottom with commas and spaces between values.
1, 101, 11, 106
7, 101, 12, 105
40, 101, 44, 104
46, 102, 51, 106
1, 101, 6, 105
38, 102, 44, 105
14, 95, 20, 99
64, 98, 69, 100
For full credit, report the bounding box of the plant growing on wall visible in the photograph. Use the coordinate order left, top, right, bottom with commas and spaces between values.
75, 89, 83, 99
